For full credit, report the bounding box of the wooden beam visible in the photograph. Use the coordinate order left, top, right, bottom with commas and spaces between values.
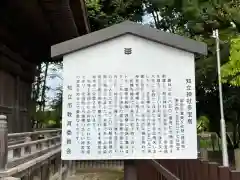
0, 105, 13, 114
70, 0, 91, 35
79, 0, 91, 33
39, 0, 79, 44
0, 0, 90, 64
5, 0, 51, 44
0, 55, 22, 75
0, 55, 35, 82
0, 44, 35, 71
0, 1, 54, 63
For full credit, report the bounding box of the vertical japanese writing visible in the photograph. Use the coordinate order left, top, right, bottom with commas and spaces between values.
97, 75, 102, 155
92, 75, 97, 150
141, 75, 147, 154
162, 74, 168, 154
113, 75, 118, 154
119, 75, 124, 154
103, 75, 108, 155
146, 75, 151, 154
156, 75, 162, 153
64, 72, 196, 158
108, 75, 113, 155
80, 76, 86, 154
76, 76, 80, 144
180, 98, 185, 150
175, 98, 180, 151
86, 77, 91, 155
124, 76, 129, 154
129, 78, 135, 154
186, 79, 193, 124
151, 75, 157, 154
167, 78, 173, 153
66, 83, 73, 155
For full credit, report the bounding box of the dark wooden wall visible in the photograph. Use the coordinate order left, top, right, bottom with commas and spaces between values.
0, 46, 35, 133
0, 0, 90, 133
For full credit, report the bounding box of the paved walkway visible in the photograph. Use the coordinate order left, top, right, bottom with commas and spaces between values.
68, 168, 123, 180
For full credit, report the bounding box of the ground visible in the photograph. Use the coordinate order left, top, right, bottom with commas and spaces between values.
68, 168, 123, 180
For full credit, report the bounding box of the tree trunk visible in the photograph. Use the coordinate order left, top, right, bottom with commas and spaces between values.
40, 62, 49, 111
151, 11, 158, 28
155, 10, 161, 28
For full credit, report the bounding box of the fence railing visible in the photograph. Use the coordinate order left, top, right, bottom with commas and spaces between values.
134, 159, 240, 180
2, 111, 240, 180
76, 160, 124, 169
0, 115, 73, 180
198, 132, 236, 151
155, 159, 240, 180
135, 160, 180, 180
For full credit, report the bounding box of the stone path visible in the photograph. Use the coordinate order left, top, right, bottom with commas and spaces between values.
68, 168, 123, 180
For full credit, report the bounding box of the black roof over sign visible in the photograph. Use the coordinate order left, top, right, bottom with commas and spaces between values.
51, 21, 207, 59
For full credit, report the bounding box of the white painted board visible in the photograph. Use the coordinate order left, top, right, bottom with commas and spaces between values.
61, 35, 197, 160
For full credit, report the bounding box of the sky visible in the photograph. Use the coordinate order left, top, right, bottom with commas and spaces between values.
45, 14, 154, 102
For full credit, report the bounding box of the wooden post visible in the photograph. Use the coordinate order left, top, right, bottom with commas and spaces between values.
234, 149, 240, 170
124, 160, 137, 180
56, 155, 62, 177
0, 115, 8, 171
200, 148, 208, 161
68, 160, 73, 176
15, 76, 20, 132
41, 163, 50, 180
197, 135, 200, 153
72, 161, 76, 175
61, 162, 68, 180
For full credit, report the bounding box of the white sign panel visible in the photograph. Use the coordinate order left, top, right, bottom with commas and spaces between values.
61, 35, 197, 160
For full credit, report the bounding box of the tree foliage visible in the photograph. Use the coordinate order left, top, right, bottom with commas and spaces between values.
222, 37, 240, 85
146, 0, 240, 149
86, 0, 144, 31
31, 0, 240, 149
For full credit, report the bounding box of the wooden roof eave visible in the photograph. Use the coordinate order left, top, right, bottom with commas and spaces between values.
0, 0, 90, 64
70, 0, 90, 35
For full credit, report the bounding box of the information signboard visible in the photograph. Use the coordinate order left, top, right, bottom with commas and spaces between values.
61, 34, 198, 160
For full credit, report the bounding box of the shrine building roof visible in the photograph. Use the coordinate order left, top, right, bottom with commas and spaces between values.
51, 21, 207, 60
0, 0, 90, 64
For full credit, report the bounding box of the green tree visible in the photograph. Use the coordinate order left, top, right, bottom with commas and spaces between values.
31, 62, 62, 129
222, 37, 240, 85
86, 0, 144, 31
36, 0, 147, 129
180, 0, 240, 149
143, 0, 240, 149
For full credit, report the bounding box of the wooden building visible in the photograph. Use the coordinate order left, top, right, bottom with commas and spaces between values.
0, 0, 90, 132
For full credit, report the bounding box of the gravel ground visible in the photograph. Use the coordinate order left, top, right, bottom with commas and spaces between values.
67, 168, 123, 180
